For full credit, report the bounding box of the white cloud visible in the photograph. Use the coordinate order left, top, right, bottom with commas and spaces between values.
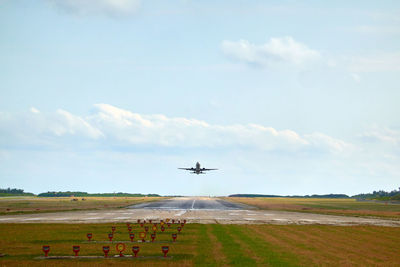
30, 107, 40, 114
0, 108, 103, 146
220, 36, 400, 74
347, 52, 400, 72
0, 104, 350, 154
48, 0, 141, 17
221, 36, 321, 68
304, 132, 351, 153
53, 109, 104, 139
362, 127, 400, 146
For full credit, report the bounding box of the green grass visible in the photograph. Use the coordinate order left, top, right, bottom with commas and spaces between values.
194, 225, 218, 266
301, 200, 400, 211
228, 225, 300, 266
226, 197, 400, 219
0, 196, 165, 215
0, 223, 399, 266
211, 224, 257, 266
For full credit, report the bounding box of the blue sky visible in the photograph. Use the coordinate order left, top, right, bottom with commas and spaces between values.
0, 0, 399, 196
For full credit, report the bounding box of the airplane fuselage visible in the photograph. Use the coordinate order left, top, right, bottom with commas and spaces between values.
194, 162, 201, 174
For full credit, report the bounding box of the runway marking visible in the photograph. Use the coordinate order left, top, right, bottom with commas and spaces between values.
191, 199, 196, 210
138, 208, 249, 211
114, 217, 130, 219
175, 210, 187, 216
143, 207, 180, 209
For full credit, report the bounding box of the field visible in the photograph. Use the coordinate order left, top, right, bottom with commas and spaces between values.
0, 223, 399, 266
226, 197, 400, 219
0, 197, 165, 215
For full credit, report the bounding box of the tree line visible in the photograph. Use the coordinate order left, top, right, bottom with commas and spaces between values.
0, 188, 34, 196
229, 188, 400, 200
229, 194, 350, 198
0, 188, 159, 197
37, 191, 160, 197
352, 188, 400, 201
2, 187, 399, 200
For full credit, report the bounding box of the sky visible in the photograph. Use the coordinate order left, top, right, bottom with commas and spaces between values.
0, 0, 399, 196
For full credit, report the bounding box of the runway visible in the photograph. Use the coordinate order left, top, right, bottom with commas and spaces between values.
128, 197, 252, 210
0, 197, 399, 226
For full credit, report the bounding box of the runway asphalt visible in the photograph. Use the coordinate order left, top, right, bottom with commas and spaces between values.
128, 197, 253, 210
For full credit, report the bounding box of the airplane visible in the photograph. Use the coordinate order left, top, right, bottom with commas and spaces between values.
178, 162, 218, 174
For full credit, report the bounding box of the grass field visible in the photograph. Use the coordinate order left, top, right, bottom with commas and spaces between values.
226, 197, 400, 220
0, 197, 165, 215
0, 223, 399, 266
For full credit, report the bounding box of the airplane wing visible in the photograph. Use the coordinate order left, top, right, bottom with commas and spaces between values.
201, 168, 218, 171
178, 168, 195, 171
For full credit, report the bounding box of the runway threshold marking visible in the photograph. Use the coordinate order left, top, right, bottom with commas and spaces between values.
175, 210, 187, 216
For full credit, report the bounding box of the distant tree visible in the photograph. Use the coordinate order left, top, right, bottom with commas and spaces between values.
0, 188, 34, 196
352, 187, 400, 200
37, 191, 161, 197
228, 194, 349, 198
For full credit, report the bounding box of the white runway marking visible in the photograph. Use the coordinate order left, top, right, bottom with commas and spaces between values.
143, 207, 179, 209
114, 217, 130, 219
191, 199, 196, 210
175, 210, 187, 216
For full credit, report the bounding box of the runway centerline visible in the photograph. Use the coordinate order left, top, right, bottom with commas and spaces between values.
127, 197, 252, 210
